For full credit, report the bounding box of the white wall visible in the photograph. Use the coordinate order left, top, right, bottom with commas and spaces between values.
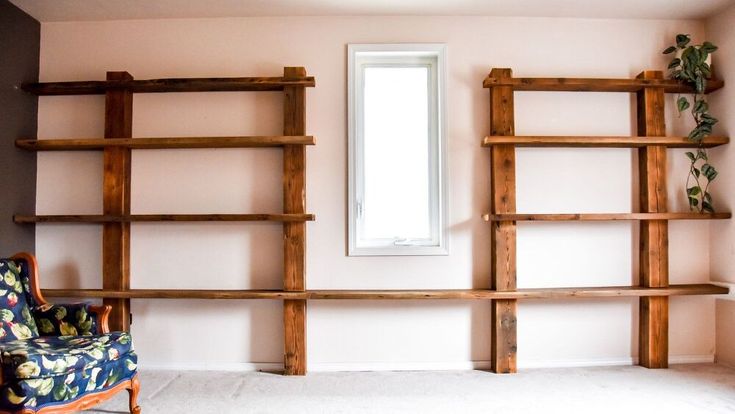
706, 3, 735, 367
35, 16, 715, 371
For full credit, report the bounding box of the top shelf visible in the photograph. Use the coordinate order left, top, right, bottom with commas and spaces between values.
22, 76, 316, 95
483, 76, 724, 93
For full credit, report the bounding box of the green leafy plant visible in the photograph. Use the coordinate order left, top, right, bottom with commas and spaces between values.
663, 34, 719, 213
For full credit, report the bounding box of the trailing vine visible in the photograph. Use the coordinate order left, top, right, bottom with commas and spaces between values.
663, 34, 719, 213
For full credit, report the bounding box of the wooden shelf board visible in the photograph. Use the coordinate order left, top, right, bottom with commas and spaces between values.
14, 214, 315, 223
22, 76, 316, 95
40, 284, 727, 300
482, 136, 729, 148
42, 289, 306, 300
482, 76, 724, 93
16, 136, 315, 150
483, 212, 731, 221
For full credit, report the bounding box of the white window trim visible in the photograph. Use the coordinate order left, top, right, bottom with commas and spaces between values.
347, 43, 448, 256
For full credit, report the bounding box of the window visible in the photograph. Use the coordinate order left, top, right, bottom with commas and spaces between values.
348, 44, 447, 256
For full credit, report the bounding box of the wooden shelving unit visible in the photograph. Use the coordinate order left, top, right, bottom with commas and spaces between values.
19, 67, 729, 376
19, 67, 314, 376
483, 68, 729, 374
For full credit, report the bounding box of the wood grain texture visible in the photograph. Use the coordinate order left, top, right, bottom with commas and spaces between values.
283, 66, 308, 376
16, 136, 316, 150
637, 71, 669, 369
38, 284, 728, 300
42, 289, 309, 299
482, 135, 728, 148
22, 76, 316, 95
14, 213, 315, 223
488, 68, 517, 374
0, 374, 140, 414
482, 75, 724, 93
102, 71, 133, 332
482, 212, 731, 221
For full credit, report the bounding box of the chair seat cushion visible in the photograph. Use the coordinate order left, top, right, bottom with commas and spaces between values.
0, 352, 137, 411
0, 332, 134, 380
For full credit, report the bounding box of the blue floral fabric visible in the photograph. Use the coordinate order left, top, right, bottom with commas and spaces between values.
0, 352, 137, 411
0, 260, 39, 340
33, 303, 98, 337
0, 332, 134, 380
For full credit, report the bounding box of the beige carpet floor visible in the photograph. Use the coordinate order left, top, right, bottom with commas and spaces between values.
87, 363, 735, 413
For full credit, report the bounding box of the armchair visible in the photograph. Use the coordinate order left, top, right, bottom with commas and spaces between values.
0, 253, 140, 414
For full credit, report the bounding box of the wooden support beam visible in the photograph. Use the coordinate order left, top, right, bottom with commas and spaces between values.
637, 71, 669, 369
488, 68, 518, 374
283, 66, 308, 376
102, 71, 133, 332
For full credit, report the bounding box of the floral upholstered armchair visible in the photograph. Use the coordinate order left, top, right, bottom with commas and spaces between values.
0, 253, 140, 414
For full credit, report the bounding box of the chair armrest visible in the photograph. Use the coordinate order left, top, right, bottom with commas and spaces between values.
88, 305, 111, 334
32, 303, 102, 336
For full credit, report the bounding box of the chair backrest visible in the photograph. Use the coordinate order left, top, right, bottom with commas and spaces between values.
0, 258, 39, 340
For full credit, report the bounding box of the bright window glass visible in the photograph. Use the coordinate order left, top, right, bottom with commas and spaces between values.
348, 44, 447, 256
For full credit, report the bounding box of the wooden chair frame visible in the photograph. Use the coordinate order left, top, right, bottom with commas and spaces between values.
0, 252, 140, 414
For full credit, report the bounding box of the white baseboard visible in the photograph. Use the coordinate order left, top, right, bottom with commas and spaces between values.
139, 354, 714, 372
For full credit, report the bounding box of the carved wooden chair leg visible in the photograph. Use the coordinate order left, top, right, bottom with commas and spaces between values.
128, 375, 142, 414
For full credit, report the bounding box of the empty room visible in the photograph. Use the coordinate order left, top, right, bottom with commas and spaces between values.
1, 0, 735, 412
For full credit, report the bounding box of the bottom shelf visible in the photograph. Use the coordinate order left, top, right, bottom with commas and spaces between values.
42, 284, 727, 300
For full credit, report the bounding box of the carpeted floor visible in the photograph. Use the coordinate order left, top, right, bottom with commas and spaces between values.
87, 363, 735, 413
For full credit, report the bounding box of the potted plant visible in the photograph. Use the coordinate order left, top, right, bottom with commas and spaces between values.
663, 34, 719, 213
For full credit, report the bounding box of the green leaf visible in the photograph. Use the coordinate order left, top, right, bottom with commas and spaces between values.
677, 96, 690, 112
668, 58, 681, 69
693, 99, 708, 114
693, 167, 700, 178
703, 202, 715, 213
702, 41, 718, 53
704, 192, 713, 203
663, 46, 677, 54
676, 34, 691, 48
685, 151, 696, 162
687, 186, 701, 196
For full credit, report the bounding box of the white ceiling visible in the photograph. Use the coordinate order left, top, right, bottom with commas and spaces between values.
10, 0, 735, 22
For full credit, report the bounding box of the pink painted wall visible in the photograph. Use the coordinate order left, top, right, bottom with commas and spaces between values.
35, 16, 715, 370
707, 2, 735, 367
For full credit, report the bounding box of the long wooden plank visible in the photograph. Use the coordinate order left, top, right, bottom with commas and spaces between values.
23, 76, 316, 95
102, 71, 133, 332
482, 76, 724, 93
40, 284, 728, 300
43, 289, 308, 299
283, 66, 308, 376
637, 71, 669, 369
16, 136, 316, 150
488, 68, 518, 374
482, 136, 728, 148
14, 214, 316, 223
483, 212, 731, 221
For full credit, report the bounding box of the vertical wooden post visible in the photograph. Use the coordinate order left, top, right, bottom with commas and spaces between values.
636, 71, 669, 368
103, 71, 133, 332
489, 68, 518, 373
283, 66, 307, 375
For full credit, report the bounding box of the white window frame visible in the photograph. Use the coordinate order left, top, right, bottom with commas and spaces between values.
347, 43, 448, 256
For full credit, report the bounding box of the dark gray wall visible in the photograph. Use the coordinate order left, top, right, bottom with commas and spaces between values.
0, 0, 39, 256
